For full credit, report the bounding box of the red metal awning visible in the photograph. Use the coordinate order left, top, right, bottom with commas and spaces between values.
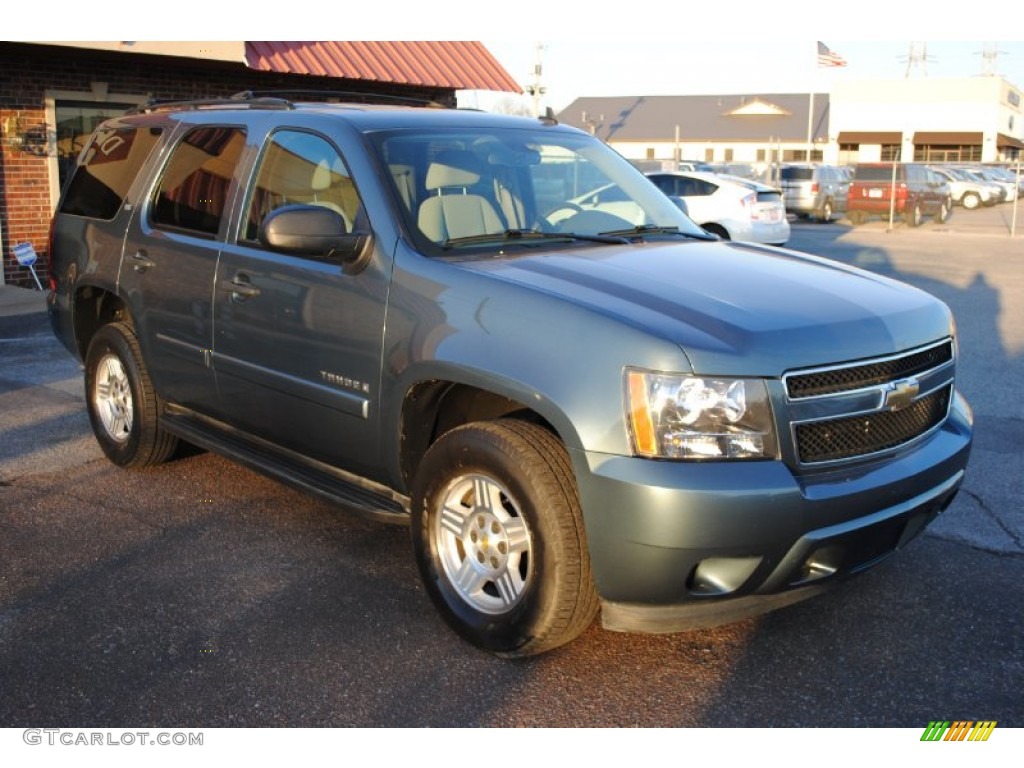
912, 131, 983, 144
997, 133, 1024, 150
245, 41, 521, 93
837, 131, 903, 144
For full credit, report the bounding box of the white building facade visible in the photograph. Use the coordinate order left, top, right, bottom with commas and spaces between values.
830, 77, 1023, 165
559, 76, 1024, 173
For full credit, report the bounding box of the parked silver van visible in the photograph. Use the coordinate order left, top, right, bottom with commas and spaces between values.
779, 164, 849, 222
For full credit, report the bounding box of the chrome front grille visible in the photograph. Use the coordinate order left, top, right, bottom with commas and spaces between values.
784, 340, 955, 466
794, 384, 952, 463
786, 340, 953, 399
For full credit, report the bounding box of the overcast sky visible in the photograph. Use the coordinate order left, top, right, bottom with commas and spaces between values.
21, 0, 1024, 118
465, 40, 1024, 114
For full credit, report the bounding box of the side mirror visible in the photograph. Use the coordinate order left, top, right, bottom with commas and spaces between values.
259, 204, 372, 274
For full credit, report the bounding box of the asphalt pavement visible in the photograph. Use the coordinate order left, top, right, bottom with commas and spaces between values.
0, 205, 1021, 736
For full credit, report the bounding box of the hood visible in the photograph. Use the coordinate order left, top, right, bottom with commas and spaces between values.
455, 239, 953, 376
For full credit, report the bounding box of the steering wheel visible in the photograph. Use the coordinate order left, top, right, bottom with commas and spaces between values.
542, 202, 585, 228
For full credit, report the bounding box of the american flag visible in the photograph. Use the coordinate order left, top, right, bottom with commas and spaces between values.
817, 41, 847, 67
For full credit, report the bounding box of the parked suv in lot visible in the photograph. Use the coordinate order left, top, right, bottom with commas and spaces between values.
778, 163, 849, 222
48, 94, 972, 657
847, 162, 953, 226
928, 166, 998, 209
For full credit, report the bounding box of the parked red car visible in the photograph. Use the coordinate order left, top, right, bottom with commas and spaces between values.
847, 162, 952, 226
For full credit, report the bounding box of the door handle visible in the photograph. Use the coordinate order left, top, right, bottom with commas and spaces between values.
220, 274, 261, 301
131, 250, 155, 273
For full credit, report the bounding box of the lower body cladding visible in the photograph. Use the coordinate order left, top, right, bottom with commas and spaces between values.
573, 395, 972, 633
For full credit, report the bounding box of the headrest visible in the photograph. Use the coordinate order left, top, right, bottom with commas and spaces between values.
425, 149, 485, 191
312, 159, 333, 192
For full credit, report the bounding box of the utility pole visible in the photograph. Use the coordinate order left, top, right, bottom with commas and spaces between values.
980, 42, 1003, 76
902, 42, 931, 78
524, 42, 547, 117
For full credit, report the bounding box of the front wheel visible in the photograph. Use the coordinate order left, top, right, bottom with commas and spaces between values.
84, 322, 178, 468
816, 199, 833, 223
411, 420, 598, 657
961, 191, 980, 210
904, 202, 923, 227
936, 198, 952, 224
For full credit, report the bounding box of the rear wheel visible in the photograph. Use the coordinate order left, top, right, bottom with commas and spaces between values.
411, 419, 598, 657
701, 223, 730, 240
84, 322, 178, 468
936, 198, 952, 224
904, 202, 923, 227
816, 199, 834, 223
847, 210, 866, 225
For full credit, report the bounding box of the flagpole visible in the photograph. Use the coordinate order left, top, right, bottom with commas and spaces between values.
807, 92, 814, 163
807, 42, 815, 163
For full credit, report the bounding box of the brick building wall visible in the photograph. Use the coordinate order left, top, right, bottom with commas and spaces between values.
0, 43, 453, 287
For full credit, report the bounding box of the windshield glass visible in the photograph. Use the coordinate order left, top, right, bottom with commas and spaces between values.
369, 124, 708, 252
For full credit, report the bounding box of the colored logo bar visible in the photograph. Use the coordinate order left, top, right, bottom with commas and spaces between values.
921, 721, 997, 741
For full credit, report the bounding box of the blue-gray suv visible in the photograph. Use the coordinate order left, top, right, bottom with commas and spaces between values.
47, 93, 973, 656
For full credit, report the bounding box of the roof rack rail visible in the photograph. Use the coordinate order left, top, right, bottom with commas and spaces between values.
127, 89, 450, 116
128, 93, 293, 115
230, 89, 449, 109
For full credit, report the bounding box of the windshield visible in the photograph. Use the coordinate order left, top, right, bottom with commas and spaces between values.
369, 124, 709, 252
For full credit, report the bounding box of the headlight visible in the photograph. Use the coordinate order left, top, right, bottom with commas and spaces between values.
626, 369, 778, 460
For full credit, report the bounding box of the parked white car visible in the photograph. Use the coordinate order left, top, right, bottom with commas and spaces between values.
927, 166, 998, 209
977, 166, 1024, 200
646, 170, 790, 246
957, 167, 1016, 202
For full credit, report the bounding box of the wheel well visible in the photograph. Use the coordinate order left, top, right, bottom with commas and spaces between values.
701, 222, 729, 239
400, 381, 555, 486
73, 286, 133, 359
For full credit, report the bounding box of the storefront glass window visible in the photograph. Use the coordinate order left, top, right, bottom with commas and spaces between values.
56, 101, 136, 188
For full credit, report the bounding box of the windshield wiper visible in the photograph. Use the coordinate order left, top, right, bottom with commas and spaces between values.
443, 228, 629, 248
599, 224, 718, 241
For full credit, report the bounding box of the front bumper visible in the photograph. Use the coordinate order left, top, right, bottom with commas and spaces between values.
571, 392, 972, 633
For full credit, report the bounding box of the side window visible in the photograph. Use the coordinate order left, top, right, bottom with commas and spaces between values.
243, 130, 363, 243
151, 126, 246, 236
676, 177, 700, 196
59, 126, 163, 220
691, 179, 717, 197
650, 176, 677, 196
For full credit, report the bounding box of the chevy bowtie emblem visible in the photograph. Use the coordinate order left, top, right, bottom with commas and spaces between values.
885, 378, 920, 412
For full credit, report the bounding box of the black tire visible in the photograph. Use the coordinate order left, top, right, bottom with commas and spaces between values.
848, 210, 866, 225
961, 191, 980, 210
816, 199, 833, 223
904, 202, 923, 227
936, 198, 952, 224
411, 419, 599, 657
84, 322, 179, 468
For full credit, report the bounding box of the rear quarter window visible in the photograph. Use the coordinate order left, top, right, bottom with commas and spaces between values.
150, 126, 247, 237
854, 166, 900, 182
58, 126, 163, 220
781, 168, 813, 181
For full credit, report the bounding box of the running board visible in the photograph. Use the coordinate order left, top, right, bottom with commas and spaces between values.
161, 406, 410, 525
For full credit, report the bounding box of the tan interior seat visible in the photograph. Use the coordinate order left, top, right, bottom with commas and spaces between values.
310, 159, 352, 230
418, 150, 504, 242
